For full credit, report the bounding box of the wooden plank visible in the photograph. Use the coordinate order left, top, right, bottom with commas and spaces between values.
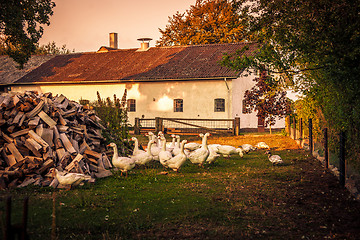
26, 100, 45, 118
38, 111, 57, 128
6, 143, 24, 162
10, 128, 31, 138
28, 130, 49, 150
59, 133, 77, 154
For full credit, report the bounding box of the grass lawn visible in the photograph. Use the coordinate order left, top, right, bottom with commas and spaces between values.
1, 134, 360, 239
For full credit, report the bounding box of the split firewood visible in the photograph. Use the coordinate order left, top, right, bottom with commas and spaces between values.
0, 91, 110, 189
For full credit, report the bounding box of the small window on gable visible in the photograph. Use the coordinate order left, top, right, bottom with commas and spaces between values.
214, 98, 225, 112
174, 99, 183, 112
127, 99, 136, 112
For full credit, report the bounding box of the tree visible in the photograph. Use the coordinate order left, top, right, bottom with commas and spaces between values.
0, 0, 56, 68
222, 0, 360, 169
156, 0, 250, 46
243, 71, 291, 134
35, 41, 74, 55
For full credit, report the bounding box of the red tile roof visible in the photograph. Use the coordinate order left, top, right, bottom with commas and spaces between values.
14, 42, 259, 84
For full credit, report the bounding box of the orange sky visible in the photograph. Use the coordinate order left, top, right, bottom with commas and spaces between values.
39, 0, 195, 53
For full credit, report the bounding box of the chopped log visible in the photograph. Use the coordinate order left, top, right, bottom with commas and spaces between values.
95, 170, 112, 178
28, 130, 49, 151
1, 131, 14, 143
6, 143, 24, 162
10, 129, 31, 138
26, 100, 45, 118
84, 149, 102, 159
24, 139, 43, 158
59, 133, 77, 154
55, 148, 67, 161
28, 117, 40, 127
41, 128, 54, 148
65, 154, 83, 171
38, 111, 57, 128
12, 111, 24, 125
37, 159, 54, 175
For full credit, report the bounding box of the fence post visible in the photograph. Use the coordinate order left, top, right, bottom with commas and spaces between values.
292, 117, 296, 140
323, 128, 328, 168
234, 117, 240, 136
339, 131, 346, 187
134, 118, 140, 135
309, 118, 313, 154
299, 118, 303, 145
285, 116, 291, 135
155, 117, 164, 134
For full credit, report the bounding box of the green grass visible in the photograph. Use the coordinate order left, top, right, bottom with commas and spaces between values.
0, 147, 358, 239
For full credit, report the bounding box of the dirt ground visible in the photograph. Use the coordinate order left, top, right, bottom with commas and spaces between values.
137, 134, 360, 239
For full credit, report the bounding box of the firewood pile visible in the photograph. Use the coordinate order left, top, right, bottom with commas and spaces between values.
0, 91, 113, 189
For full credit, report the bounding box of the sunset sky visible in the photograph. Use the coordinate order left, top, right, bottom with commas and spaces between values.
39, 0, 196, 53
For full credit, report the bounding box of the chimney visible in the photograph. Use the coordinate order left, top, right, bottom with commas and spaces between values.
109, 32, 118, 49
137, 38, 152, 51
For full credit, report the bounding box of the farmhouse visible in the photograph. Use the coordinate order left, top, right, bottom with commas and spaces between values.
1, 34, 285, 131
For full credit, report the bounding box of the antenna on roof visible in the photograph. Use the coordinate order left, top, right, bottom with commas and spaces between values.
137, 38, 152, 51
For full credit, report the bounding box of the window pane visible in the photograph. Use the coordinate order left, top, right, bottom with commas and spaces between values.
214, 98, 225, 112
174, 99, 183, 112
127, 99, 136, 112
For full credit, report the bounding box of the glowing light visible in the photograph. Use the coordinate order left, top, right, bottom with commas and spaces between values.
156, 95, 173, 111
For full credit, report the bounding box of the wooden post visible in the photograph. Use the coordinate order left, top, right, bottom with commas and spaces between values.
339, 131, 346, 187
299, 118, 303, 144
155, 117, 163, 134
20, 197, 29, 240
309, 118, 313, 154
134, 118, 140, 135
5, 196, 11, 240
292, 117, 296, 140
285, 116, 291, 135
234, 117, 240, 136
323, 128, 329, 168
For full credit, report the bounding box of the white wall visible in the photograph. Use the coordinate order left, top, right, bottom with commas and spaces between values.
11, 77, 285, 129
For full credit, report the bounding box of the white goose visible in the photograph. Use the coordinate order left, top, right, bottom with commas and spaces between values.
256, 142, 270, 149
146, 132, 161, 161
265, 150, 283, 165
239, 144, 256, 154
131, 137, 146, 156
188, 133, 210, 167
172, 135, 182, 156
166, 134, 177, 152
159, 136, 173, 168
52, 168, 92, 189
206, 144, 221, 164
216, 145, 243, 158
131, 139, 156, 166
107, 142, 136, 176
167, 140, 188, 172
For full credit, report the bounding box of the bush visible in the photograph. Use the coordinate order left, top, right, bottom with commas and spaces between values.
91, 90, 133, 156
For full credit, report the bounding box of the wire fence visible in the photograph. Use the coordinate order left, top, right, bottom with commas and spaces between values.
134, 117, 240, 135
286, 116, 360, 197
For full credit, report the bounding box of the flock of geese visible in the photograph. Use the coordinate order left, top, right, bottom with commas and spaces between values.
50, 131, 284, 188
107, 131, 284, 177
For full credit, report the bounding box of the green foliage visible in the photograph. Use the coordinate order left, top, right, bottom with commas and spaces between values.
91, 90, 132, 156
35, 41, 74, 55
222, 0, 360, 171
0, 0, 56, 68
157, 0, 250, 46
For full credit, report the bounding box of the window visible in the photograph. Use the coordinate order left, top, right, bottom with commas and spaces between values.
214, 98, 225, 112
174, 99, 183, 112
127, 99, 136, 112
